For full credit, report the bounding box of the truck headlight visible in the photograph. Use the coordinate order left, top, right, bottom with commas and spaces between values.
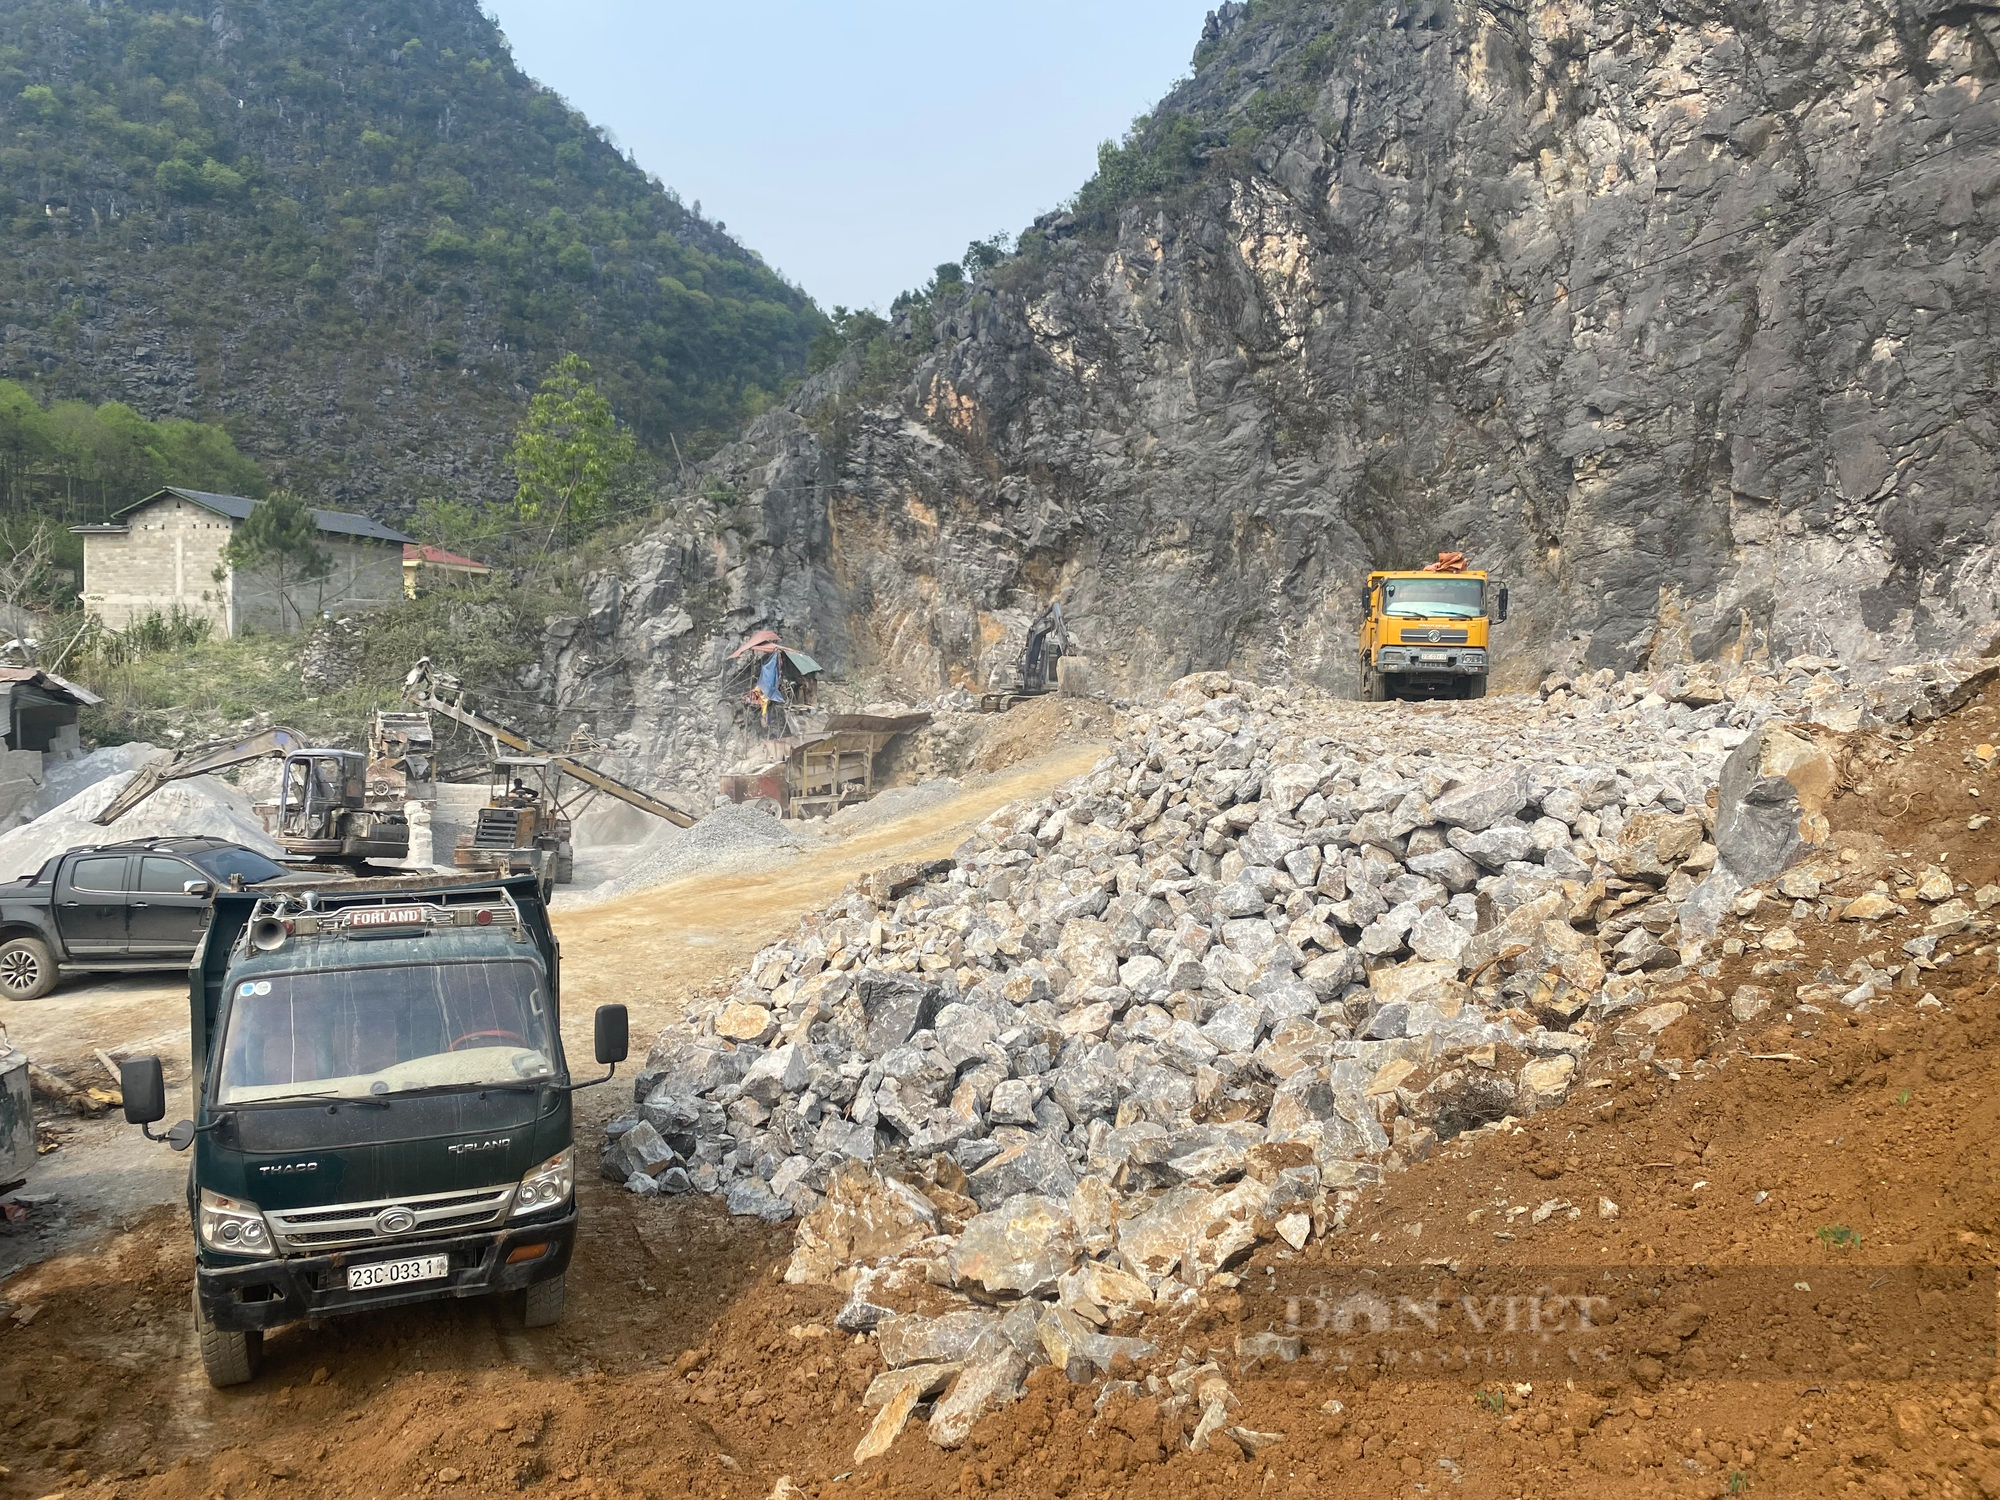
1377, 647, 1409, 667
512, 1147, 575, 1217
199, 1187, 275, 1258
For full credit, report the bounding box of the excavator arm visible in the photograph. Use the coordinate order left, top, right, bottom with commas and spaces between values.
92, 728, 305, 827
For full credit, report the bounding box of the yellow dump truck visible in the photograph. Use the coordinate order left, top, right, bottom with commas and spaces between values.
1357, 554, 1508, 701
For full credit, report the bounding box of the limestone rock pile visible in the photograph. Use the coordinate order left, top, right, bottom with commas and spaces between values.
604, 656, 2000, 1450
600, 669, 1810, 1440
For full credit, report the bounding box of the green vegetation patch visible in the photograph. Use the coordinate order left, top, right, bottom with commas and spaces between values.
0, 0, 826, 493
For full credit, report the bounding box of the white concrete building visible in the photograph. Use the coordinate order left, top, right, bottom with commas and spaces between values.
73, 487, 415, 636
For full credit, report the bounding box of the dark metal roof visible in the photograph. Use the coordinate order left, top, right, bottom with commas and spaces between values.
110, 488, 414, 544
0, 667, 102, 707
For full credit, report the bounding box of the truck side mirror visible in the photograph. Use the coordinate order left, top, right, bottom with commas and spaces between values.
1495, 585, 1510, 622
594, 1005, 629, 1066
121, 1055, 166, 1126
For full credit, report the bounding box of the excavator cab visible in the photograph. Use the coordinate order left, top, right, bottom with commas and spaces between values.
276, 751, 363, 842
273, 749, 410, 864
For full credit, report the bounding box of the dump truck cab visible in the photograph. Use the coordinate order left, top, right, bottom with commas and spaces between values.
118, 872, 628, 1387
1358, 562, 1508, 701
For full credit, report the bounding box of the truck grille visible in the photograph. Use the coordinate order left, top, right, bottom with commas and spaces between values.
1400, 628, 1470, 644
264, 1184, 515, 1253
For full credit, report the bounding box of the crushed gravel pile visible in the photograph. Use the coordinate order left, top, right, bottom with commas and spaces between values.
0, 767, 281, 880
564, 800, 810, 906
820, 780, 962, 837
603, 657, 1995, 1455
0, 743, 161, 833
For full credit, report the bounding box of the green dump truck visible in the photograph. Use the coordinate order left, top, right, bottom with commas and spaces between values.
120, 871, 628, 1387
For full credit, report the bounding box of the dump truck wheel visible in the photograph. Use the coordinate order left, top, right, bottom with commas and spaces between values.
1463, 674, 1489, 700
0, 936, 56, 1000
1363, 671, 1390, 703
523, 1271, 567, 1328
193, 1288, 262, 1388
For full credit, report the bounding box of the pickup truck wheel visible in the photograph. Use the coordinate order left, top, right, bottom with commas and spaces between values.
522, 1271, 566, 1328
193, 1288, 262, 1387
0, 936, 56, 1000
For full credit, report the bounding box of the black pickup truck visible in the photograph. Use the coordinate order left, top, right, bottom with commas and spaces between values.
0, 837, 298, 1001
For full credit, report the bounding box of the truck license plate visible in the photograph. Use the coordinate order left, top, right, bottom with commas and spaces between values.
1417, 651, 1450, 664
347, 1254, 450, 1291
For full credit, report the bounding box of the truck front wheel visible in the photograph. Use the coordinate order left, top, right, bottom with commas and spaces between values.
1462, 674, 1489, 700
193, 1288, 262, 1388
522, 1271, 567, 1328
1363, 670, 1391, 703
0, 936, 57, 1000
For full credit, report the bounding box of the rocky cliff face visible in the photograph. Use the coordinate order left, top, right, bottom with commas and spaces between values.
552, 0, 2000, 788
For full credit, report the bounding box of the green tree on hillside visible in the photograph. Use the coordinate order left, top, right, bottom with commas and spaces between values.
0, 0, 827, 503
218, 491, 329, 631
0, 379, 264, 505
506, 355, 637, 549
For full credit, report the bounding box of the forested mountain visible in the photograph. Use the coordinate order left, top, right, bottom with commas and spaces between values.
0, 0, 823, 511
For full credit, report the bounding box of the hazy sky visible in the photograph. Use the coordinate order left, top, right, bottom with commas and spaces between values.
482, 1, 1218, 311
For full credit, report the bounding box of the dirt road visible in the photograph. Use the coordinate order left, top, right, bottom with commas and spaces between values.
0, 974, 192, 1280
0, 742, 1107, 1497
6, 708, 2000, 1498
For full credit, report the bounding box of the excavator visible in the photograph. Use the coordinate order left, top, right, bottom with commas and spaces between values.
402, 659, 700, 885
92, 729, 411, 864
980, 600, 1073, 713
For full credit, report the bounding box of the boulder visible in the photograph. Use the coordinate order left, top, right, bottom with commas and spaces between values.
604, 1119, 676, 1180
986, 1078, 1039, 1126
1709, 722, 1834, 883
854, 1381, 923, 1464
1428, 769, 1530, 831
966, 1132, 1079, 1210
1449, 821, 1540, 870
928, 1349, 1030, 1448
741, 1042, 810, 1105
1517, 1054, 1577, 1109
859, 969, 940, 1056
725, 1176, 794, 1223
877, 1310, 1002, 1368
785, 1166, 940, 1285
1115, 1179, 1270, 1287
1611, 810, 1706, 882
1729, 985, 1774, 1022
714, 1000, 778, 1045
1055, 920, 1121, 988
1366, 959, 1462, 1009
948, 1195, 1080, 1300
1406, 846, 1481, 893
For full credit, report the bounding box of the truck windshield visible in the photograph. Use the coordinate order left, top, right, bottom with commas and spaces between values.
1383, 577, 1484, 619
214, 960, 556, 1105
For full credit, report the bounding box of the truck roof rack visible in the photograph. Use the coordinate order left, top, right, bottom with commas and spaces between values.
237, 876, 532, 956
